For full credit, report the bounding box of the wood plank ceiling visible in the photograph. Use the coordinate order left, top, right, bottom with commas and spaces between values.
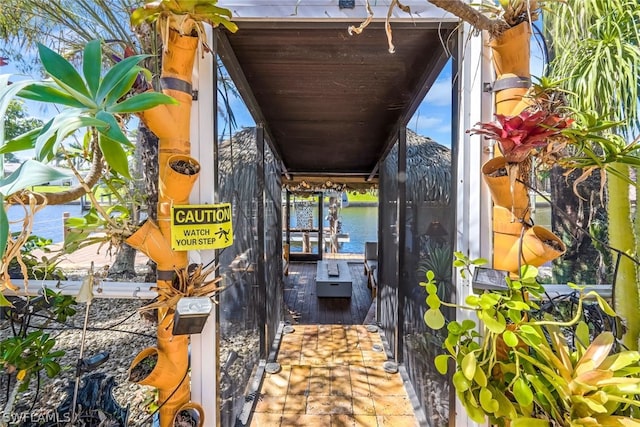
217, 21, 455, 182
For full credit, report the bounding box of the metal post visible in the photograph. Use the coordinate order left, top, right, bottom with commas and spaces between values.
256, 124, 267, 357
395, 127, 407, 363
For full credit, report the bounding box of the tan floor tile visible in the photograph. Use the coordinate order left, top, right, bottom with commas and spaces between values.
371, 380, 407, 396
330, 414, 359, 427
300, 349, 332, 366
254, 395, 286, 414
278, 350, 301, 365
349, 367, 371, 397
261, 366, 292, 396
333, 350, 363, 364
281, 414, 332, 426
351, 396, 376, 415
331, 366, 352, 395
352, 415, 379, 427
288, 365, 311, 394
377, 415, 419, 426
355, 339, 375, 351
309, 367, 332, 394
249, 412, 282, 426
304, 325, 319, 334
373, 396, 415, 415
283, 394, 307, 414
307, 395, 352, 415
361, 350, 387, 363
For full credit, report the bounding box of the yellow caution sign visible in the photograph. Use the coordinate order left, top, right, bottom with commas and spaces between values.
171, 203, 233, 250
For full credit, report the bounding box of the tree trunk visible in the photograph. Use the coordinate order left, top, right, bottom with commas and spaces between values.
608, 164, 639, 350
550, 166, 610, 284
428, 0, 509, 37
107, 243, 137, 279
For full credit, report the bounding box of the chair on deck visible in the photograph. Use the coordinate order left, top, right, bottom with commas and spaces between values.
283, 243, 290, 276
363, 242, 378, 293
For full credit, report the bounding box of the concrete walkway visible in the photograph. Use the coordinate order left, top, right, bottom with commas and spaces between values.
250, 325, 419, 427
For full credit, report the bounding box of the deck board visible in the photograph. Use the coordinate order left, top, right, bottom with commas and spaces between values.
284, 261, 373, 325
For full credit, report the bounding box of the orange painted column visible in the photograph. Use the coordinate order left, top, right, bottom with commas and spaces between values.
486, 23, 565, 274
126, 30, 204, 427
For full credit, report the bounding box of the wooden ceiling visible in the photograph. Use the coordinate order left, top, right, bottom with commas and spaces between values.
217, 21, 456, 181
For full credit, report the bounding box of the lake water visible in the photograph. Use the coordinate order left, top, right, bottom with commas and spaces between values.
7, 203, 380, 254
7, 203, 84, 243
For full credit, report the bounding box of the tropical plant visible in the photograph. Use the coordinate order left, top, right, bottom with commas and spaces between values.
545, 0, 640, 350
0, 40, 175, 296
470, 110, 573, 163
0, 289, 76, 417
421, 254, 640, 426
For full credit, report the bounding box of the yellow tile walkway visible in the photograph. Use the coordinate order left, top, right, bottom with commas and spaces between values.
250, 324, 420, 427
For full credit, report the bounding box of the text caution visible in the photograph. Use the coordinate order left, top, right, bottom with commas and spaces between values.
171, 203, 233, 250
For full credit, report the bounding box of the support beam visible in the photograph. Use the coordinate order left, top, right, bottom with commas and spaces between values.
189, 23, 219, 427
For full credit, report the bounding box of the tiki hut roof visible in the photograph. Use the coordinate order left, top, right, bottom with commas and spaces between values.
384, 129, 451, 204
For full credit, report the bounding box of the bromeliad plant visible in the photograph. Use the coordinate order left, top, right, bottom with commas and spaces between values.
469, 110, 574, 164
421, 253, 640, 426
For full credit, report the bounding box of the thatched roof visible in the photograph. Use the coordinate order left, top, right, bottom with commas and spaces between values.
217, 127, 451, 203
384, 129, 451, 204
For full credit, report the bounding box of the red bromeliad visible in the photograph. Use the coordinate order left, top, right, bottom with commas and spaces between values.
470, 110, 573, 163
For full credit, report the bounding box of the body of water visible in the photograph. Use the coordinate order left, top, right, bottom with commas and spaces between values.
335, 206, 378, 253
7, 203, 83, 243
289, 204, 378, 255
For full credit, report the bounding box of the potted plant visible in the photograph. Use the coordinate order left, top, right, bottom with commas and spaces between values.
421, 254, 640, 426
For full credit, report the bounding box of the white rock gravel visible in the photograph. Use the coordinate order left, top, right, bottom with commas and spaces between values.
0, 279, 158, 426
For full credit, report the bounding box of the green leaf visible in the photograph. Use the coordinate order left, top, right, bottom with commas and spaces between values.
511, 418, 550, 427
447, 321, 462, 335
452, 370, 471, 392
35, 113, 106, 161
18, 83, 87, 108
83, 40, 102, 97
98, 134, 131, 179
473, 366, 487, 387
96, 111, 131, 147
426, 294, 441, 309
513, 377, 534, 407
0, 127, 40, 154
424, 308, 445, 330
479, 387, 499, 413
97, 55, 149, 105
461, 393, 487, 423
461, 319, 476, 330
426, 270, 435, 281
0, 291, 12, 307
37, 43, 90, 99
0, 160, 71, 196
592, 292, 617, 317
478, 310, 506, 334
503, 330, 519, 348
471, 258, 488, 265
426, 282, 438, 295
0, 195, 7, 258
103, 67, 141, 106
434, 354, 449, 375
462, 352, 477, 381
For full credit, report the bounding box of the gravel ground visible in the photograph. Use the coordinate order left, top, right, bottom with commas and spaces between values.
0, 272, 159, 426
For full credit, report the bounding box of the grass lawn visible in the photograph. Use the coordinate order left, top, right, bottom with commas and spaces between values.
345, 191, 378, 203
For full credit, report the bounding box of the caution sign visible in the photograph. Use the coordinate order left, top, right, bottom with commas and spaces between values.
171, 203, 233, 250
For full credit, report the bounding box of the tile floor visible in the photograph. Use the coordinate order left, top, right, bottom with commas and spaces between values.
250, 325, 419, 426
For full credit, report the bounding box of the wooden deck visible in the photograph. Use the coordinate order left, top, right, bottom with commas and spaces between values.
284, 261, 373, 325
